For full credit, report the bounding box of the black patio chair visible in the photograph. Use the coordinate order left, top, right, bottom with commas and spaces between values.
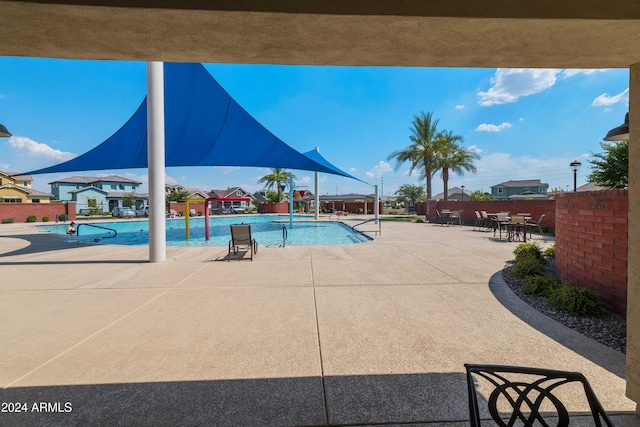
228, 224, 258, 261
527, 214, 547, 242
465, 364, 615, 427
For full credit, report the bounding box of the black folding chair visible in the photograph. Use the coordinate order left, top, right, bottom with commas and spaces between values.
228, 224, 258, 261
465, 364, 615, 427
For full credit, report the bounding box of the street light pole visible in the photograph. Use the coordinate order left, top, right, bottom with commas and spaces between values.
461, 185, 465, 201
570, 160, 582, 192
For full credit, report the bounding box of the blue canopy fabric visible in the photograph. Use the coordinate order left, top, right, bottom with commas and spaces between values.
25, 62, 361, 182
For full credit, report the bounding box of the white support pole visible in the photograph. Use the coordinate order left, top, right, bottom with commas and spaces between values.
289, 177, 294, 229
374, 184, 379, 222
147, 61, 166, 263
314, 146, 320, 220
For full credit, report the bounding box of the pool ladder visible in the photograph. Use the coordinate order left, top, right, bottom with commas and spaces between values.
76, 223, 117, 244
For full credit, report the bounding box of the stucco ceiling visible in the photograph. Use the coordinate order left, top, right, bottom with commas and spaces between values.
2, 1, 640, 68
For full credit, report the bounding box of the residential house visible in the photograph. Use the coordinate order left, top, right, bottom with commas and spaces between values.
490, 179, 549, 200
165, 184, 210, 200
49, 175, 146, 213
0, 170, 53, 203
429, 186, 472, 201
210, 187, 256, 212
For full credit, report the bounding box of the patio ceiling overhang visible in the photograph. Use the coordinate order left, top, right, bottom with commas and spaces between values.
23, 62, 362, 183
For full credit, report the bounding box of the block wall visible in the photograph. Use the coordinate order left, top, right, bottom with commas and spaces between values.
555, 190, 628, 316
0, 202, 76, 223
416, 200, 556, 230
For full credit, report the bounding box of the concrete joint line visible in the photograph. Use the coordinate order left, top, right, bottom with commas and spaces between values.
4, 262, 208, 389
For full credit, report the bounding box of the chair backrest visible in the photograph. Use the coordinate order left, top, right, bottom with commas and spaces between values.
474, 211, 481, 219
230, 224, 252, 245
481, 211, 488, 219
496, 212, 509, 221
465, 364, 615, 427
511, 214, 526, 225
536, 213, 545, 225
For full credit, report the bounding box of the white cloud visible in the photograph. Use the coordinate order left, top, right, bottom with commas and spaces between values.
214, 166, 241, 174
455, 104, 465, 110
561, 69, 607, 78
475, 122, 512, 132
365, 161, 392, 178
296, 175, 311, 185
6, 136, 75, 161
591, 88, 629, 107
478, 69, 559, 106
467, 145, 484, 154
349, 167, 357, 173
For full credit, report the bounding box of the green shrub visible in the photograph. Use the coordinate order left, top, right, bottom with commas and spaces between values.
26, 215, 37, 222
512, 253, 545, 279
513, 242, 543, 263
523, 275, 561, 297
2, 218, 14, 224
548, 283, 602, 317
58, 214, 68, 221
543, 244, 555, 259
42, 216, 49, 222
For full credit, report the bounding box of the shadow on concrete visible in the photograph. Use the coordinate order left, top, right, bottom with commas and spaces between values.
0, 234, 144, 264
0, 373, 470, 426
488, 270, 626, 379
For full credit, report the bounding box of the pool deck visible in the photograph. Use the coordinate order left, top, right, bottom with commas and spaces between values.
0, 216, 638, 426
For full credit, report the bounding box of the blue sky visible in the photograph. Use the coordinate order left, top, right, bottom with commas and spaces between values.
0, 57, 630, 197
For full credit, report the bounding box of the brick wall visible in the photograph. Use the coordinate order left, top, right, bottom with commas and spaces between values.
555, 190, 628, 316
169, 201, 206, 216
0, 202, 76, 223
321, 201, 383, 214
416, 200, 556, 230
259, 203, 289, 213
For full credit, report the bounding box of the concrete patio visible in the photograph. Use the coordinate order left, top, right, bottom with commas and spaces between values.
0, 217, 637, 426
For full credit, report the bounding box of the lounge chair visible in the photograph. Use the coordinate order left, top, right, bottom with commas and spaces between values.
228, 224, 258, 261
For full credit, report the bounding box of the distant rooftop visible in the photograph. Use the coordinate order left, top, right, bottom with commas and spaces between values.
48, 175, 142, 185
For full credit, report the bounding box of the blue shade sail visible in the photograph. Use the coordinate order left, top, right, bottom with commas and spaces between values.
25, 62, 360, 181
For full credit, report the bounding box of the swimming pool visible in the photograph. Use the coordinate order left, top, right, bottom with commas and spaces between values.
40, 215, 372, 246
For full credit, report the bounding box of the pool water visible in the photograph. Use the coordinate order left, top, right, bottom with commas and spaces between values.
40, 215, 372, 246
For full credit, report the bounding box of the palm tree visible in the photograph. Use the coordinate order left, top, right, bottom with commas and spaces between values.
433, 131, 479, 200
258, 168, 296, 202
388, 111, 440, 220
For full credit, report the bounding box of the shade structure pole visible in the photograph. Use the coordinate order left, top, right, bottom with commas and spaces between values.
289, 177, 294, 229
314, 146, 320, 220
147, 61, 166, 263
374, 184, 379, 222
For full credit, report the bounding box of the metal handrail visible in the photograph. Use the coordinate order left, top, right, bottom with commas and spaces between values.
282, 224, 288, 247
76, 223, 118, 242
351, 218, 381, 236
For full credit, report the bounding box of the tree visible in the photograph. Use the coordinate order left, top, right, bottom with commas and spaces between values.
122, 192, 137, 207
470, 190, 493, 201
394, 184, 426, 208
258, 168, 296, 202
388, 111, 440, 220
433, 130, 479, 200
166, 189, 190, 202
587, 140, 628, 189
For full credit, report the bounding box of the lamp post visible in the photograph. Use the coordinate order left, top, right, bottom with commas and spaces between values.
0, 124, 11, 137
570, 160, 581, 192
461, 185, 465, 201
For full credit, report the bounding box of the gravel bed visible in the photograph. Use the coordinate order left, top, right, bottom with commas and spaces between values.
502, 259, 627, 354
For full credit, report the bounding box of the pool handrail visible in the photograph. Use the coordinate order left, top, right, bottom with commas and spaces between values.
282, 224, 288, 247
351, 218, 381, 236
76, 223, 118, 242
